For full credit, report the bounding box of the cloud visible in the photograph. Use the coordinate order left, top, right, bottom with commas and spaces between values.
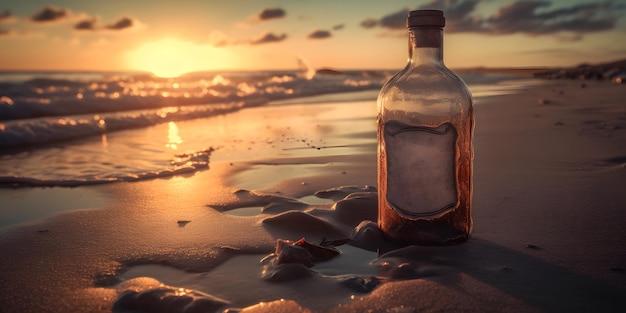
308, 29, 332, 39
485, 0, 618, 38
416, 0, 484, 33
417, 0, 479, 20
0, 10, 15, 23
370, 2, 482, 32
72, 16, 139, 32
257, 8, 286, 21
237, 7, 287, 28
208, 30, 288, 46
360, 18, 378, 29
0, 28, 44, 39
208, 30, 233, 47
7, 6, 140, 36
249, 32, 287, 45
363, 0, 623, 41
106, 17, 134, 30
379, 8, 410, 30
31, 5, 69, 23
333, 24, 345, 31
74, 18, 97, 31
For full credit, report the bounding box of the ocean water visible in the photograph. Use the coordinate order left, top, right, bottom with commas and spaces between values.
0, 68, 536, 187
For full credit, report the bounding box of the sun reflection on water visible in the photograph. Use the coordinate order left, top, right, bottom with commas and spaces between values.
101, 134, 108, 149
166, 122, 183, 150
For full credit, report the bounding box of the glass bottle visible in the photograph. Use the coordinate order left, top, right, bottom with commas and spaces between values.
377, 10, 473, 245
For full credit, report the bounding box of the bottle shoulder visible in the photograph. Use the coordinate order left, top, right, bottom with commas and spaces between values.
381, 66, 472, 101
377, 65, 473, 119
392, 65, 466, 85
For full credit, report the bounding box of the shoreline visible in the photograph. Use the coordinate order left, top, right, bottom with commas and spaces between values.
0, 78, 624, 312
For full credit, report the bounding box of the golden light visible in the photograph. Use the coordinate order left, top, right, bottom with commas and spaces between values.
126, 38, 232, 78
166, 121, 183, 150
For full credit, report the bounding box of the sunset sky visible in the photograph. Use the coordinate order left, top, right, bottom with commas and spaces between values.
1, 0, 625, 76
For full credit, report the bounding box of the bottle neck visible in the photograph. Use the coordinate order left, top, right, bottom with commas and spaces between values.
408, 27, 443, 66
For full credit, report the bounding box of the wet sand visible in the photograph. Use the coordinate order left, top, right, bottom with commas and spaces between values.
0, 80, 624, 312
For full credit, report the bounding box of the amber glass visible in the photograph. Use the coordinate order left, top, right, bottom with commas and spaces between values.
377, 10, 473, 245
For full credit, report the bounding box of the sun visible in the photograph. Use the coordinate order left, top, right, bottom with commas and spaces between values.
126, 38, 231, 77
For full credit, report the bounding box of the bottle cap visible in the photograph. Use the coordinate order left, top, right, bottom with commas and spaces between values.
407, 10, 445, 28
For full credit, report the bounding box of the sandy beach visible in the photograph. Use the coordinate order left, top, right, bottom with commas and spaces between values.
0, 78, 625, 312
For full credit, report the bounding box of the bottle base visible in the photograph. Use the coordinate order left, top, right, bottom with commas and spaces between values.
381, 231, 470, 246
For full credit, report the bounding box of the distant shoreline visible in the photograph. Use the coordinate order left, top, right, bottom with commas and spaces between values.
531, 58, 626, 82
2, 58, 625, 81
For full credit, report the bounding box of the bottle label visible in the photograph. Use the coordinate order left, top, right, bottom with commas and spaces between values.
384, 121, 457, 217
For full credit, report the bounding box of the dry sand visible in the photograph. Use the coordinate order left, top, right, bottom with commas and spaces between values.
0, 80, 624, 312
